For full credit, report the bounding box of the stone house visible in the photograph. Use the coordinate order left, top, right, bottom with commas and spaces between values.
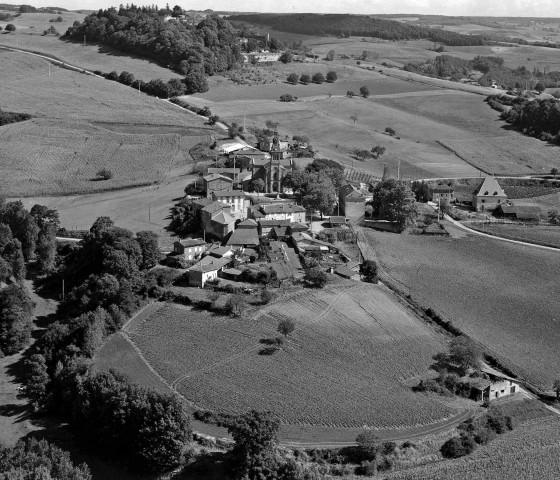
251, 203, 306, 224
203, 173, 234, 197
186, 256, 231, 288
200, 201, 235, 241
473, 177, 507, 212
339, 184, 367, 220
468, 366, 519, 402
172, 238, 206, 261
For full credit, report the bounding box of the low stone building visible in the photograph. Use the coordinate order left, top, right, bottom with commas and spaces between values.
468, 366, 520, 403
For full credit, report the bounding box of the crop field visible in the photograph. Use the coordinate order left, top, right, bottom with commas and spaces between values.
126, 285, 464, 429
0, 12, 181, 80
0, 119, 181, 196
0, 50, 212, 196
361, 228, 560, 391
438, 136, 558, 175
386, 417, 560, 479
471, 223, 560, 248
530, 191, 560, 211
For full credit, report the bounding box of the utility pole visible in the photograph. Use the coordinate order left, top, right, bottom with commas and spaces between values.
48, 63, 51, 78
84, 34, 86, 46
397, 160, 401, 180
62, 278, 65, 300
148, 205, 151, 223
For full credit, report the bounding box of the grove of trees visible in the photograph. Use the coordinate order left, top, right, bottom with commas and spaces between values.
368, 179, 418, 231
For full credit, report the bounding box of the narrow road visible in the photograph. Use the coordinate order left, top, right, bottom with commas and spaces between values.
444, 214, 560, 252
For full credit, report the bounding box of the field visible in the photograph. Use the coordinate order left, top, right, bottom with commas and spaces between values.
0, 49, 214, 196
123, 284, 465, 430
0, 12, 181, 81
438, 136, 558, 175
470, 223, 560, 248
386, 416, 560, 479
361, 227, 560, 391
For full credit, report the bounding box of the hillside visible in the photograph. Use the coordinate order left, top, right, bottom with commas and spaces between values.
0, 49, 214, 196
227, 13, 484, 46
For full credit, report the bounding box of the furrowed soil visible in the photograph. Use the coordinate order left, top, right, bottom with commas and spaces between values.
362, 228, 560, 391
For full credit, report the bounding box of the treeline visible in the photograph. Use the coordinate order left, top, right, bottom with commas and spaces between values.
65, 5, 242, 90
227, 13, 485, 46
488, 95, 560, 143
0, 201, 59, 356
405, 55, 560, 89
20, 216, 194, 472
0, 108, 33, 126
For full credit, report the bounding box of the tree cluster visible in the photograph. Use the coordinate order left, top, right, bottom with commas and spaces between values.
73, 369, 191, 472
65, 7, 242, 93
228, 13, 484, 46
0, 437, 91, 480
286, 71, 337, 85
0, 108, 33, 126
368, 179, 418, 231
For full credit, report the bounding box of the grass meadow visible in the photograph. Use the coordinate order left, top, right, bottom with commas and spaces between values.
470, 223, 560, 248
0, 49, 213, 196
0, 12, 181, 80
362, 228, 560, 391
124, 284, 464, 430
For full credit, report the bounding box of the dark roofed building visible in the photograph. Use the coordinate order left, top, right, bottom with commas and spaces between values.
328, 216, 347, 227
495, 204, 541, 223
237, 219, 258, 229
270, 226, 290, 241
430, 186, 455, 202
226, 228, 260, 248
258, 219, 291, 235
203, 173, 234, 197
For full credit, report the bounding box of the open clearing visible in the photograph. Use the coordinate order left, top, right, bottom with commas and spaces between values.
122, 284, 464, 430
0, 50, 213, 196
386, 416, 560, 479
0, 12, 181, 81
362, 228, 560, 391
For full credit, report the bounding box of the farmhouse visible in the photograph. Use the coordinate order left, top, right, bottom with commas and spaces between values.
469, 366, 520, 402
186, 256, 230, 288
473, 176, 507, 212
203, 173, 234, 197
211, 190, 250, 221
207, 245, 234, 258
430, 186, 455, 202
339, 184, 368, 220
172, 238, 206, 261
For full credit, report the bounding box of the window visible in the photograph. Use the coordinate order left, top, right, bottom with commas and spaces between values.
493, 191, 498, 195
481, 199, 485, 203
510, 385, 516, 394
484, 191, 489, 195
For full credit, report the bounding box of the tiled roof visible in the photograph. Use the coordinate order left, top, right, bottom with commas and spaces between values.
474, 177, 506, 197
263, 203, 306, 214
192, 197, 214, 208
237, 219, 258, 228
227, 229, 260, 246
289, 222, 308, 231
175, 238, 206, 247
188, 256, 230, 273
259, 219, 291, 227
208, 246, 232, 257
271, 226, 290, 237
213, 190, 247, 198
203, 173, 233, 183
202, 201, 230, 214
329, 216, 346, 224
335, 266, 357, 278
211, 210, 235, 225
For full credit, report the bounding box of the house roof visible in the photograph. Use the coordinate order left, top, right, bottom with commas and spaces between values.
237, 219, 258, 228
259, 219, 291, 227
203, 173, 234, 183
175, 238, 206, 248
289, 222, 308, 232
188, 256, 230, 273
211, 210, 235, 225
271, 226, 290, 237
263, 203, 306, 214
208, 246, 233, 257
474, 177, 506, 197
213, 190, 247, 198
329, 216, 346, 224
335, 265, 357, 278
192, 197, 214, 209
219, 142, 246, 154
202, 201, 230, 214
498, 204, 541, 219
226, 229, 260, 246
207, 167, 240, 175
481, 365, 517, 382
222, 267, 243, 276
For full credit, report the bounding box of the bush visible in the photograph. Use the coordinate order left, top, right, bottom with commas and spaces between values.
312, 72, 325, 84
359, 86, 370, 97
96, 168, 113, 180
300, 74, 311, 85
326, 71, 338, 82
279, 94, 297, 102
304, 266, 327, 288
440, 434, 476, 459
261, 289, 274, 304
5, 23, 16, 32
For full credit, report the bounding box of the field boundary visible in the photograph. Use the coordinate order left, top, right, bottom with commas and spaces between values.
436, 140, 491, 175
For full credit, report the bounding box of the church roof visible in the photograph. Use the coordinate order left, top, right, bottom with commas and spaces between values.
474, 177, 506, 198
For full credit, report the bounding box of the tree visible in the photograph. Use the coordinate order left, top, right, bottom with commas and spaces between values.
551, 168, 558, 177
356, 430, 381, 461
360, 86, 370, 98
300, 74, 311, 85
184, 71, 209, 94
5, 23, 16, 32
0, 284, 34, 355
370, 179, 418, 231
261, 289, 273, 304
277, 318, 295, 337
36, 225, 57, 273
302, 174, 337, 218
24, 354, 50, 410
371, 145, 386, 158
106, 70, 119, 81
279, 51, 293, 63
251, 178, 265, 193
326, 70, 338, 82
226, 294, 247, 317
306, 158, 345, 189
0, 438, 91, 479
355, 149, 372, 161
96, 168, 113, 180
534, 82, 545, 94
432, 336, 483, 377
228, 410, 280, 477
365, 204, 373, 219
287, 73, 299, 85
350, 113, 358, 124
208, 114, 220, 125
359, 260, 378, 283
326, 49, 335, 61
166, 78, 185, 97
385, 127, 396, 136
136, 231, 160, 269
347, 90, 355, 97
304, 266, 327, 288
312, 72, 325, 84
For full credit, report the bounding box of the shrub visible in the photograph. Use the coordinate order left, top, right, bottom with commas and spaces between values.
312, 72, 325, 84
440, 434, 476, 459
96, 168, 113, 180
261, 289, 273, 304
279, 94, 297, 102
106, 70, 119, 81
287, 73, 299, 84
359, 86, 370, 97
326, 71, 338, 82
300, 74, 311, 85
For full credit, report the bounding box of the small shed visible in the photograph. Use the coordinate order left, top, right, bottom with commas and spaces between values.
468, 366, 520, 402
494, 204, 541, 223
220, 267, 243, 281
328, 216, 347, 228
334, 265, 360, 280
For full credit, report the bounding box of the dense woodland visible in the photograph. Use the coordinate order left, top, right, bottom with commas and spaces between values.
228, 13, 485, 46
488, 95, 560, 143
405, 55, 560, 89
65, 5, 242, 80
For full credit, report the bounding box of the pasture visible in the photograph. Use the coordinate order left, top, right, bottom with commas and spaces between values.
125, 284, 464, 430
0, 49, 213, 196
470, 223, 560, 249
386, 417, 560, 479
0, 12, 180, 80
361, 228, 560, 391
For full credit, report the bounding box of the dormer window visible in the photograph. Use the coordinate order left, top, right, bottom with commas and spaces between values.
484, 191, 489, 195
493, 191, 498, 195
